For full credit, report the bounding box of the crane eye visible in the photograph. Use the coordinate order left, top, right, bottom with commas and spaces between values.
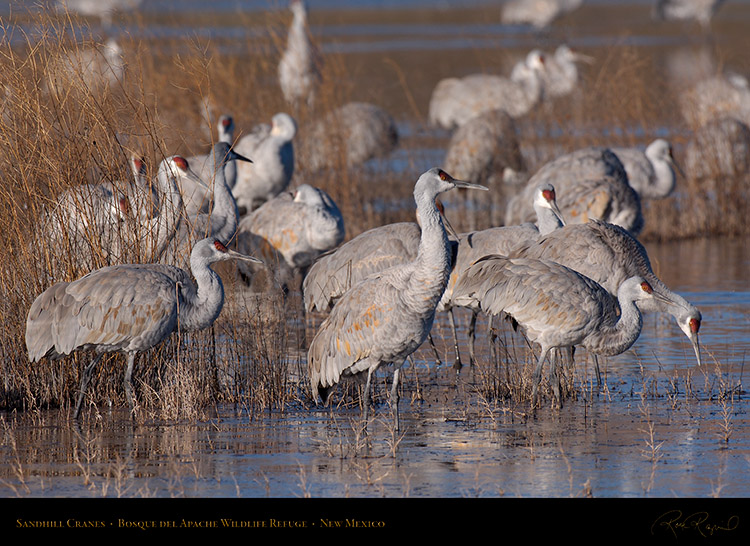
640, 281, 653, 294
213, 240, 228, 252
438, 170, 449, 181
173, 156, 188, 170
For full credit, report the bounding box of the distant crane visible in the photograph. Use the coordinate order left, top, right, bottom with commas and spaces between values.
278, 0, 322, 107
505, 146, 644, 236
235, 183, 345, 288
428, 50, 546, 130
297, 102, 399, 173
453, 255, 670, 407
307, 168, 487, 430
232, 113, 297, 213
502, 0, 583, 29
611, 139, 684, 200
26, 237, 262, 418
653, 0, 726, 29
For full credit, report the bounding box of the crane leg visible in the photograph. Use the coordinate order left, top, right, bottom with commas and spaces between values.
449, 309, 463, 371
74, 354, 104, 419
592, 354, 602, 392
390, 367, 401, 432
124, 353, 136, 414
531, 348, 550, 407
468, 309, 478, 366
362, 366, 374, 424
427, 333, 443, 367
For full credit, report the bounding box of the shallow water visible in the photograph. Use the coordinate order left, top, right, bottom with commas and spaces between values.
1, 0, 749, 520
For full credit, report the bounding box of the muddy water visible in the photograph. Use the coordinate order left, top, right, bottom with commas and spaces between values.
0, 0, 749, 524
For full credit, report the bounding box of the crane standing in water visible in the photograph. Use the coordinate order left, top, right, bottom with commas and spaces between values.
26, 237, 262, 418
453, 256, 670, 407
307, 168, 487, 430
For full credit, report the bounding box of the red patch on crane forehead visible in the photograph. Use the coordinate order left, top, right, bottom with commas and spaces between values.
119, 197, 130, 213
690, 318, 700, 333
640, 281, 653, 294
133, 158, 144, 170
172, 156, 188, 170
213, 240, 228, 252
222, 117, 232, 126
542, 189, 555, 201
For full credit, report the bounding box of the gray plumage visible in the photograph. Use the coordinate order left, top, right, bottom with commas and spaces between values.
25, 237, 262, 418
307, 168, 487, 430
235, 183, 345, 288
685, 116, 750, 179
278, 0, 322, 107
232, 113, 296, 212
428, 50, 546, 130
653, 0, 726, 28
536, 45, 593, 100
611, 139, 682, 200
509, 219, 703, 369
438, 183, 565, 367
303, 221, 422, 314
679, 72, 750, 129
443, 109, 525, 228
162, 145, 248, 269
453, 255, 668, 406
297, 102, 398, 172
184, 114, 237, 215
501, 0, 583, 29
505, 146, 644, 235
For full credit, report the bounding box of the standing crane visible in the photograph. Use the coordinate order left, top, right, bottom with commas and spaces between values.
453, 256, 670, 407
611, 139, 683, 200
438, 183, 565, 369
428, 50, 546, 130
26, 237, 262, 418
307, 168, 487, 430
509, 219, 703, 384
235, 183, 345, 288
505, 146, 644, 236
232, 113, 297, 213
278, 0, 322, 107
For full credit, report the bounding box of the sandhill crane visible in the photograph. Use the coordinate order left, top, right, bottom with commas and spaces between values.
505, 146, 644, 235
438, 184, 565, 368
184, 115, 237, 215
428, 50, 546, 130
502, 0, 583, 29
235, 184, 345, 288
42, 154, 184, 272
653, 0, 726, 29
685, 116, 750, 179
442, 108, 525, 229
46, 38, 125, 97
308, 168, 487, 430
26, 237, 262, 418
611, 139, 683, 200
278, 0, 322, 107
165, 142, 251, 269
297, 102, 399, 173
453, 255, 670, 407
232, 113, 296, 213
509, 219, 703, 382
56, 0, 142, 27
679, 72, 750, 129
534, 45, 593, 100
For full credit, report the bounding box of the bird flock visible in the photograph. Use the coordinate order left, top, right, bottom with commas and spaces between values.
24, 0, 722, 425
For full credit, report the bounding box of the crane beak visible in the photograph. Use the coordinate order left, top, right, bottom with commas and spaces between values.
573, 51, 595, 64
690, 333, 702, 368
669, 154, 686, 179
227, 248, 263, 264
453, 180, 489, 191
226, 149, 253, 164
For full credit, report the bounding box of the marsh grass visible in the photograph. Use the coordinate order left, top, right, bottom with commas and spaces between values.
0, 4, 746, 425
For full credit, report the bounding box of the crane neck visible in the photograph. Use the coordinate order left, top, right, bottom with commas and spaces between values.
412, 187, 452, 301
152, 164, 184, 260
181, 257, 225, 332
210, 149, 240, 244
